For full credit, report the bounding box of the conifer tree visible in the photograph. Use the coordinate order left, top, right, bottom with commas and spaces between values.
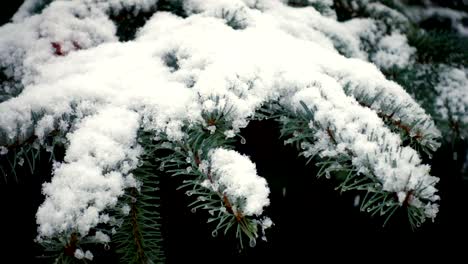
0, 0, 467, 262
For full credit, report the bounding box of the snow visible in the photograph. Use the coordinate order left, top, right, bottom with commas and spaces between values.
289, 78, 439, 210
0, 146, 7, 155
435, 66, 468, 137
206, 148, 270, 216
403, 5, 468, 36
74, 248, 85, 259
74, 248, 94, 260
11, 0, 43, 22
94, 231, 111, 243
36, 107, 141, 239
0, 0, 117, 107
372, 33, 416, 69
0, 0, 444, 241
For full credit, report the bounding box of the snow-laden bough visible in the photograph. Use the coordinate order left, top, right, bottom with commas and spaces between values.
0, 0, 441, 250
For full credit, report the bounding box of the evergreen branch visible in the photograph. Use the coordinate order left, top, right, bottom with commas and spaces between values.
0, 104, 83, 183
381, 64, 439, 117
0, 67, 24, 103
37, 231, 97, 264
334, 0, 410, 31
383, 64, 467, 142
273, 101, 434, 228
0, 129, 64, 183
152, 104, 267, 249
113, 130, 165, 264
407, 28, 468, 66
343, 83, 441, 157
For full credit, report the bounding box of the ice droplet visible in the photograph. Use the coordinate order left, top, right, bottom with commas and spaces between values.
104, 243, 110, 251
191, 208, 196, 213
353, 195, 360, 207
211, 230, 218, 237
0, 146, 8, 155
240, 137, 246, 144
45, 145, 53, 153
249, 238, 256, 248
186, 191, 193, 196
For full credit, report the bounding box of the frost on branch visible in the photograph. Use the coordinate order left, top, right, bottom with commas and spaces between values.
0, 0, 445, 258
36, 107, 141, 240
286, 82, 439, 220
202, 148, 270, 217
435, 66, 468, 139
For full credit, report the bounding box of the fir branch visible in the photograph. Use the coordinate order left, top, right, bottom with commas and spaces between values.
0, 129, 64, 183
382, 64, 439, 117
0, 66, 23, 103
273, 101, 436, 228
153, 104, 267, 248
37, 231, 94, 264
113, 130, 165, 264
407, 28, 468, 66
342, 83, 441, 157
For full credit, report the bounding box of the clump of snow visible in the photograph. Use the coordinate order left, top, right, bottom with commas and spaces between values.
269, 1, 368, 59
0, 0, 443, 241
0, 0, 117, 106
435, 67, 468, 136
257, 216, 273, 241
288, 76, 439, 217
372, 33, 415, 69
0, 146, 7, 155
121, 204, 131, 215
206, 148, 270, 216
36, 107, 141, 239
94, 230, 111, 243
74, 248, 94, 260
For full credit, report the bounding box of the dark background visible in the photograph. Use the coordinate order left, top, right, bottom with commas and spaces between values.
1, 1, 468, 263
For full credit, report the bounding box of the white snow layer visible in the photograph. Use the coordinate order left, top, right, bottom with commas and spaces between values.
372, 33, 415, 69
436, 67, 468, 135
0, 0, 442, 240
36, 106, 141, 238
207, 148, 270, 216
